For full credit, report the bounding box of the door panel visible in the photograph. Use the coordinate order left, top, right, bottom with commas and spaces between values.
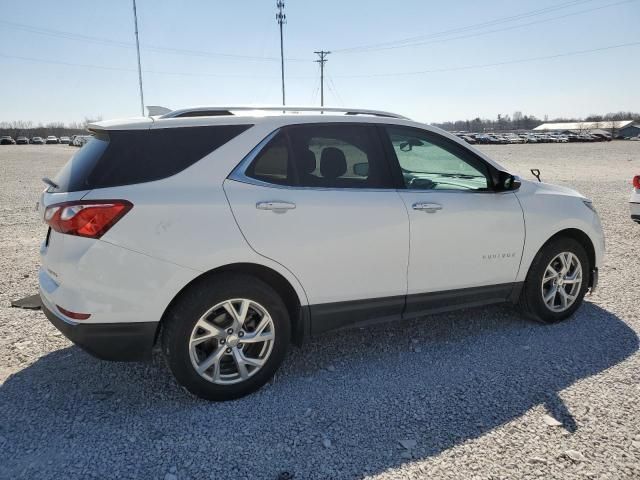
224, 179, 409, 306
399, 190, 524, 296
382, 125, 525, 310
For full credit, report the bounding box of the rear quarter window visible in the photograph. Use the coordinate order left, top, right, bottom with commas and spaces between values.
52, 125, 252, 192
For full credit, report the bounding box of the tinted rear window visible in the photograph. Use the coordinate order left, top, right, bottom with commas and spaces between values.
53, 125, 252, 192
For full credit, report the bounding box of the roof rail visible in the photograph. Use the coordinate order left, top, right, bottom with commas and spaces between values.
161, 106, 410, 120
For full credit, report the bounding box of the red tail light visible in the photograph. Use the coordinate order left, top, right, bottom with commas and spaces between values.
56, 305, 91, 320
633, 175, 640, 190
44, 200, 133, 238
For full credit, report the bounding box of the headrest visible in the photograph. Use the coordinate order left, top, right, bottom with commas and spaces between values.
320, 147, 347, 180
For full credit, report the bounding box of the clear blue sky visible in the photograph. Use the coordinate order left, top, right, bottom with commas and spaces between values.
1, 0, 639, 124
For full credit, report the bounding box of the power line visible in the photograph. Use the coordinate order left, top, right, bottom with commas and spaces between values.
0, 53, 284, 78
333, 0, 593, 52
2, 41, 638, 81
0, 19, 308, 63
326, 74, 345, 106
333, 0, 636, 54
332, 41, 640, 78
314, 51, 331, 107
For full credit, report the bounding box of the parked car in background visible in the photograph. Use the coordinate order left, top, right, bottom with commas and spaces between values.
1, 135, 16, 145
31, 136, 45, 144
45, 136, 59, 144
38, 105, 604, 401
72, 135, 92, 147
59, 136, 71, 144
461, 135, 476, 144
16, 136, 29, 145
631, 175, 640, 224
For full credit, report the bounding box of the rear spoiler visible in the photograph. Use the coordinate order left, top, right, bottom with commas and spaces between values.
146, 105, 172, 116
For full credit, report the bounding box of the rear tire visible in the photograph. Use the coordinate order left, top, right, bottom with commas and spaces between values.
162, 274, 290, 401
518, 237, 590, 324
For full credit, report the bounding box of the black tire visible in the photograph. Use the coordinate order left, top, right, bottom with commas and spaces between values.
162, 274, 290, 401
518, 237, 590, 324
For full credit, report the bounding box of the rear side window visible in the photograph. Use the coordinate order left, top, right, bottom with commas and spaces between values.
53, 125, 251, 192
246, 132, 291, 186
245, 124, 393, 189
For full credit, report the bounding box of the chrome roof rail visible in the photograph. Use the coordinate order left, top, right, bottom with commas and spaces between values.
160, 105, 410, 120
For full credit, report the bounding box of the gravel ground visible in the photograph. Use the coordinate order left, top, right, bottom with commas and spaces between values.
0, 142, 639, 480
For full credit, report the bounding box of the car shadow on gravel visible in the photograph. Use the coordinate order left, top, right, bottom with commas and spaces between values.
0, 301, 637, 480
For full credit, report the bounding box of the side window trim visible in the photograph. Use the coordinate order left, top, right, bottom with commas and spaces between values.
228, 128, 285, 187
379, 125, 499, 192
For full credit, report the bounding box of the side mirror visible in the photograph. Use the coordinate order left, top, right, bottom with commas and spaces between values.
353, 162, 369, 176
496, 171, 521, 191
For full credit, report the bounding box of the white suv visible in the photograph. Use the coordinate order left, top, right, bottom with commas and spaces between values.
631, 175, 640, 223
38, 106, 604, 400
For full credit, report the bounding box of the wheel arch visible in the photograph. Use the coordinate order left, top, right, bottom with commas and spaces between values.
157, 263, 310, 347
529, 228, 596, 287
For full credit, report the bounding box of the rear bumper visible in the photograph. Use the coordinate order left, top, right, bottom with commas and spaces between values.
41, 300, 157, 361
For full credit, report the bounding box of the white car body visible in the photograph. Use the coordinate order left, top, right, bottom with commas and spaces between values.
37, 106, 605, 395
631, 175, 640, 223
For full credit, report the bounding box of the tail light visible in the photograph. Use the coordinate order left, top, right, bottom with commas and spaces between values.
44, 200, 132, 239
633, 175, 640, 190
56, 305, 91, 320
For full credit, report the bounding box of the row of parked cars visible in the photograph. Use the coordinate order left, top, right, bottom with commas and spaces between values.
454, 132, 611, 145
0, 134, 92, 146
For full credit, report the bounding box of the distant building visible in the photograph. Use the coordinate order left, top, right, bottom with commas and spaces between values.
619, 123, 640, 138
533, 120, 639, 137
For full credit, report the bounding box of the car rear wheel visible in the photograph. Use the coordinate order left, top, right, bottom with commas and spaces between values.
162, 274, 290, 401
518, 237, 590, 323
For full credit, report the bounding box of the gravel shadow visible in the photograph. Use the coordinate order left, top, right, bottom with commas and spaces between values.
0, 301, 636, 479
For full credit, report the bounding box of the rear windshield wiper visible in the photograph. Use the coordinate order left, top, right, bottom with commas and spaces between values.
42, 177, 59, 190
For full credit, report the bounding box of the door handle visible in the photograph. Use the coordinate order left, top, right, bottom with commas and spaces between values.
412, 202, 442, 213
256, 201, 296, 212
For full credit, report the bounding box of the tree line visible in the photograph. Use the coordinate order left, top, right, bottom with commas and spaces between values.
2, 111, 639, 138
432, 111, 640, 132
0, 118, 102, 139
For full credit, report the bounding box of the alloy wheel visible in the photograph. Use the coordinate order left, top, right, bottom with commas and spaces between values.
189, 299, 275, 385
540, 252, 583, 313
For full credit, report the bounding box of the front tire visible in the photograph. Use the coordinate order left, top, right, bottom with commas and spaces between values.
162, 274, 290, 401
518, 237, 590, 323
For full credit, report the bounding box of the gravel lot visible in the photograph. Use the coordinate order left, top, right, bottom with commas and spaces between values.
0, 142, 639, 480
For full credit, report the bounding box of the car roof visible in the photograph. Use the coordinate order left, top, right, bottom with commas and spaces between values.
87, 105, 509, 172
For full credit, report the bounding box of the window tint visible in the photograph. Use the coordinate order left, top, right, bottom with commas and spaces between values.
245, 132, 291, 185
246, 124, 392, 189
386, 126, 490, 191
53, 125, 251, 192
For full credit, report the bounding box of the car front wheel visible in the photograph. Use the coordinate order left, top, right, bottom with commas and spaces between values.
162, 274, 290, 401
518, 237, 590, 323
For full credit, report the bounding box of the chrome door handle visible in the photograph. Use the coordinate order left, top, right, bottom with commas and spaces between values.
256, 201, 296, 211
412, 202, 442, 213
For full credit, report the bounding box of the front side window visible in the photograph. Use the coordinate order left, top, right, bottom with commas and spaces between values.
246, 124, 393, 189
386, 126, 491, 191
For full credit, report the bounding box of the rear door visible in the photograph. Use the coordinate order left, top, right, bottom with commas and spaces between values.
224, 123, 410, 334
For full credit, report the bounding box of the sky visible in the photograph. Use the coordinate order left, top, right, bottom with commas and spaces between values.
0, 0, 639, 124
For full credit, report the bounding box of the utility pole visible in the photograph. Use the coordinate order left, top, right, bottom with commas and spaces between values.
276, 1, 286, 106
314, 50, 330, 108
132, 0, 145, 116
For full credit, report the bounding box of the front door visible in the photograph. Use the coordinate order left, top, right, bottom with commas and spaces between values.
381, 125, 525, 318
